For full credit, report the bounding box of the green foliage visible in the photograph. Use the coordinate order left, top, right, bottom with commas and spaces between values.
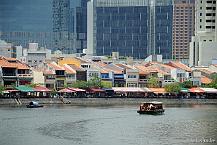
101, 81, 112, 88
71, 81, 89, 89
87, 76, 102, 88
206, 74, 217, 88
0, 85, 5, 95
69, 76, 113, 89
180, 80, 193, 88
147, 76, 159, 88
164, 83, 181, 93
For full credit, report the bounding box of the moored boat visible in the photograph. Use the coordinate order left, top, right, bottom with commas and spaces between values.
26, 101, 43, 108
137, 101, 164, 115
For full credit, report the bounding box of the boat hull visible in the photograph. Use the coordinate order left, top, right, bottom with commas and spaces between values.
26, 105, 43, 108
137, 109, 164, 115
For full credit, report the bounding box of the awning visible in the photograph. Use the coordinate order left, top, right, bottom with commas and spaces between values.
189, 87, 205, 93
68, 88, 86, 92
3, 90, 19, 93
34, 86, 51, 92
90, 88, 105, 92
58, 88, 75, 93
148, 88, 167, 94
180, 88, 189, 93
112, 87, 146, 93
200, 88, 217, 93
15, 86, 34, 92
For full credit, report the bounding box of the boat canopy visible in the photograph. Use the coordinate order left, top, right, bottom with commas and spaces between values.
141, 101, 163, 105
29, 101, 39, 105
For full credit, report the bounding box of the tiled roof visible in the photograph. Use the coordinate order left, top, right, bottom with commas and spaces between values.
116, 63, 132, 69
43, 70, 55, 75
103, 64, 124, 74
48, 62, 65, 70
135, 65, 169, 75
201, 76, 212, 84
196, 69, 214, 75
63, 64, 76, 74
167, 61, 192, 72
100, 68, 110, 73
0, 56, 29, 69
74, 57, 89, 63
68, 64, 84, 71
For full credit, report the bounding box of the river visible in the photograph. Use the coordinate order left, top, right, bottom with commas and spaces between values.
0, 104, 216, 145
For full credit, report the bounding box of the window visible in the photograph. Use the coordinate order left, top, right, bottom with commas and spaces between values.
200, 19, 202, 22
128, 75, 137, 78
200, 13, 202, 16
200, 25, 202, 28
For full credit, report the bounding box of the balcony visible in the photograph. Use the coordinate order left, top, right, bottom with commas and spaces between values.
17, 74, 33, 78
2, 73, 16, 77
139, 79, 148, 83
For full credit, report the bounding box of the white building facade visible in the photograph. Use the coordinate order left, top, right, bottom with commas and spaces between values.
189, 0, 217, 66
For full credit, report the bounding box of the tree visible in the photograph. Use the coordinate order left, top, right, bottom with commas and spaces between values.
208, 74, 217, 88
71, 81, 88, 89
181, 80, 193, 88
87, 76, 102, 88
164, 83, 181, 93
101, 81, 112, 88
147, 76, 159, 88
0, 85, 5, 95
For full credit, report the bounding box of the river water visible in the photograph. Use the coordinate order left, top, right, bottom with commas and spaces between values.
0, 104, 216, 145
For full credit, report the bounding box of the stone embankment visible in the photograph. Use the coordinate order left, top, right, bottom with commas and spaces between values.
0, 98, 217, 106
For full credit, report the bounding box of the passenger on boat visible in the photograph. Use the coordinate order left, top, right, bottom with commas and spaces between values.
147, 104, 155, 110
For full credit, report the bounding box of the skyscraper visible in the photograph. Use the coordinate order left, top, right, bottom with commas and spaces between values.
0, 0, 53, 49
0, 0, 88, 54
53, 0, 88, 54
87, 0, 173, 59
172, 0, 195, 60
189, 0, 217, 66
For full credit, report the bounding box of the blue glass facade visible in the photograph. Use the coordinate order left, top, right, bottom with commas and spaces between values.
0, 0, 53, 48
0, 0, 88, 53
96, 6, 149, 59
91, 0, 173, 59
155, 5, 173, 59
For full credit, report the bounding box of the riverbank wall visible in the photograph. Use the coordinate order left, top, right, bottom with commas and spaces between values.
0, 98, 217, 106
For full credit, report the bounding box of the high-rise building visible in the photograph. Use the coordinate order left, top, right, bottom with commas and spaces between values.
87, 0, 173, 59
0, 0, 88, 54
189, 0, 217, 66
53, 0, 88, 54
0, 0, 53, 49
173, 0, 195, 60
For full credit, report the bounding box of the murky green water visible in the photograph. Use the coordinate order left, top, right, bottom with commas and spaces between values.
0, 104, 216, 145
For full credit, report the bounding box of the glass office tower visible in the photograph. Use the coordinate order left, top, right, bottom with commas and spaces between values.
0, 0, 88, 54
53, 0, 88, 53
0, 0, 53, 49
87, 0, 173, 59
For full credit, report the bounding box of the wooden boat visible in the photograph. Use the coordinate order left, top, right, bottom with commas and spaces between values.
137, 101, 164, 115
26, 101, 43, 108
